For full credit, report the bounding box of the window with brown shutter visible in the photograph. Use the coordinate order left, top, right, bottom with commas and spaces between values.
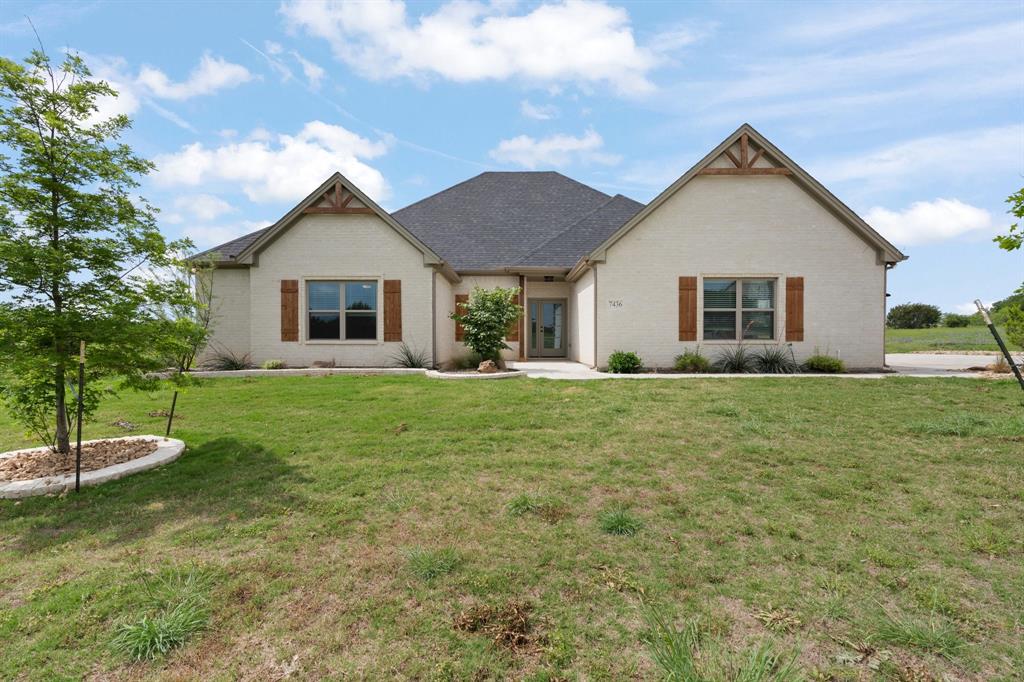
678, 276, 697, 341
281, 279, 298, 342
785, 277, 804, 342
383, 280, 402, 342
455, 294, 468, 341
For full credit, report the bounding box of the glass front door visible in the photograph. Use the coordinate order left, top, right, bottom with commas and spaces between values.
529, 299, 567, 357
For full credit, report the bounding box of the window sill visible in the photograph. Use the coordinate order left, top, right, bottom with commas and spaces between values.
304, 339, 381, 346
701, 339, 783, 344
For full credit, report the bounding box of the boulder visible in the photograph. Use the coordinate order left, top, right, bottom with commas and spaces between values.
477, 359, 499, 373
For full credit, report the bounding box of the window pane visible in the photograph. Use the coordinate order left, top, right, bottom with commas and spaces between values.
703, 311, 736, 340
308, 282, 340, 311
704, 279, 736, 309
309, 313, 340, 339
346, 312, 376, 339
346, 282, 376, 311
742, 280, 774, 310
742, 311, 774, 340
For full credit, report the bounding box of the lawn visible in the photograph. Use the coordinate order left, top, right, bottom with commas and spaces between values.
885, 326, 1007, 353
1, 376, 1022, 680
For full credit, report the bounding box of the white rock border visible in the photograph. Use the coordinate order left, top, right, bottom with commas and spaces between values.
0, 436, 185, 499
425, 369, 524, 380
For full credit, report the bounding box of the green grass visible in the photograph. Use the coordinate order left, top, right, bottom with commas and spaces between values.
598, 508, 644, 536
1, 375, 1023, 679
885, 325, 1007, 353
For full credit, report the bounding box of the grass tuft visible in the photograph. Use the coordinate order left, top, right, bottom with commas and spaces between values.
598, 508, 643, 536
506, 492, 543, 517
873, 602, 965, 660
909, 413, 989, 437
111, 599, 209, 661
407, 547, 460, 580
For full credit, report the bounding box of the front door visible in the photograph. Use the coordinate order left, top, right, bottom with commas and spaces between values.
528, 299, 567, 357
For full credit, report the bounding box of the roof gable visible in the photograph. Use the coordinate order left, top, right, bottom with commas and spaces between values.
572, 124, 907, 278
232, 172, 444, 267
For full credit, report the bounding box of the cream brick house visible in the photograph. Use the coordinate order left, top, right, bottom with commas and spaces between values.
195, 124, 907, 370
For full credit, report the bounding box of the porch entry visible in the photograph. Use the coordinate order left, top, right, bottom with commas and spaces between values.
527, 298, 567, 357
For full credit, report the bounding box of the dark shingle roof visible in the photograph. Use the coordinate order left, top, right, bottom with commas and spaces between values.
195, 171, 644, 270
192, 226, 271, 262
392, 171, 618, 270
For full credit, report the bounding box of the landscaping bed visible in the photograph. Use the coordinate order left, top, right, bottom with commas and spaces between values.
0, 438, 158, 482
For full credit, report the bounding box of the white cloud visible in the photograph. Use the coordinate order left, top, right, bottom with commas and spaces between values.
290, 49, 326, 89
865, 198, 1001, 246
817, 125, 1024, 187
520, 99, 558, 120
153, 121, 391, 203
489, 128, 620, 169
953, 301, 992, 315
136, 53, 254, 100
177, 194, 236, 221
280, 0, 658, 95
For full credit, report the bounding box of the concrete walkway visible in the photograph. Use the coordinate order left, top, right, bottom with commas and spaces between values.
509, 353, 1015, 380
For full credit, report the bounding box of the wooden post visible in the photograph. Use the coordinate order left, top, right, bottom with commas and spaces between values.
75, 341, 85, 492
975, 300, 1024, 392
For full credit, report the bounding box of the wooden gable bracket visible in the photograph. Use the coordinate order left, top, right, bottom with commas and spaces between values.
303, 182, 375, 214
699, 132, 793, 176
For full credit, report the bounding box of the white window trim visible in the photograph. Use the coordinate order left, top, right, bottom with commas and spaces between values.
301, 275, 383, 345
698, 274, 781, 344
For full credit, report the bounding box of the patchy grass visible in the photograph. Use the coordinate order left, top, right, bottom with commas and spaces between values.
885, 325, 1007, 353
598, 508, 644, 536
1, 375, 1022, 679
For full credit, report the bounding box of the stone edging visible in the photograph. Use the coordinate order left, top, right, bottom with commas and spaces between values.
175, 367, 428, 379
0, 436, 185, 499
424, 369, 525, 380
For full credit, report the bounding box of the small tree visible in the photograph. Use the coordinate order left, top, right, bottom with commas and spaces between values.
450, 286, 522, 368
993, 187, 1023, 252
886, 303, 941, 329
0, 49, 199, 453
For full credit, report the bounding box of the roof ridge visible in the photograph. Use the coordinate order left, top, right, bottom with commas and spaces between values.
511, 194, 628, 266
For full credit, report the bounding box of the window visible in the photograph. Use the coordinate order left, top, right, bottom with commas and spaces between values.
703, 278, 775, 341
307, 280, 377, 340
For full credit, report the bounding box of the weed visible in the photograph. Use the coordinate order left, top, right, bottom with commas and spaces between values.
873, 602, 965, 660
598, 508, 643, 536
407, 547, 459, 580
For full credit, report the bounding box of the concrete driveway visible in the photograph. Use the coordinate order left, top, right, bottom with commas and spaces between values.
884, 352, 1016, 376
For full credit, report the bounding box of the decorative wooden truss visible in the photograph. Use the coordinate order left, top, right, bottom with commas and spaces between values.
698, 132, 792, 176
302, 180, 374, 214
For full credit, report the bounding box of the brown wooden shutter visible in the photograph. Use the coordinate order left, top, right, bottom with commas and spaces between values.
785, 276, 804, 342
281, 279, 299, 342
455, 294, 468, 341
678, 276, 697, 341
506, 288, 522, 341
383, 279, 402, 342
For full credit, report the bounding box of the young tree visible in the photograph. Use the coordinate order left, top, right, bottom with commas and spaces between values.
0, 49, 198, 453
450, 286, 522, 368
993, 187, 1023, 252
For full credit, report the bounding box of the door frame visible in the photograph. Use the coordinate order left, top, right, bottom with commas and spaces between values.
527, 297, 568, 358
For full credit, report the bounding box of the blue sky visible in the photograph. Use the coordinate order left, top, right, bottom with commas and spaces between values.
2, 0, 1022, 312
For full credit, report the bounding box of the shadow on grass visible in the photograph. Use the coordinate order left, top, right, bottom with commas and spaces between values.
0, 437, 308, 554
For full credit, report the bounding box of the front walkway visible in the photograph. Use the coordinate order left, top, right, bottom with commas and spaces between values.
509, 353, 1011, 380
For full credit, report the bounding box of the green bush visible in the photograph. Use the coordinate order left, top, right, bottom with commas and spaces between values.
943, 313, 971, 328
752, 345, 798, 374
450, 351, 483, 370
260, 359, 286, 370
674, 348, 710, 373
887, 303, 941, 329
1004, 304, 1024, 350
713, 346, 755, 373
202, 350, 253, 370
450, 287, 522, 366
802, 354, 845, 373
607, 350, 643, 373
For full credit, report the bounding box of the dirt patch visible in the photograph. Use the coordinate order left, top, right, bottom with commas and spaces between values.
454, 599, 543, 653
0, 439, 159, 482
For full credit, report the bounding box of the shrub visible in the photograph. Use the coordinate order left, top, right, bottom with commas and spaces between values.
450, 351, 483, 370
406, 548, 459, 580
202, 349, 253, 371
674, 348, 710, 373
802, 354, 845, 373
943, 313, 971, 328
450, 287, 522, 366
391, 342, 430, 368
713, 346, 755, 373
887, 303, 941, 329
261, 359, 286, 370
598, 508, 643, 535
752, 345, 798, 374
607, 351, 643, 374
1004, 304, 1024, 350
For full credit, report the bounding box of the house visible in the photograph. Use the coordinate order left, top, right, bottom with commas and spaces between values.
195, 124, 907, 371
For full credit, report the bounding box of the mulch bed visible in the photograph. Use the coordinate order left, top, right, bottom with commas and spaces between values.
0, 439, 159, 482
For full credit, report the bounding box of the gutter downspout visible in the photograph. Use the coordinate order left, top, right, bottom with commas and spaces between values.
431, 269, 437, 369
592, 264, 598, 369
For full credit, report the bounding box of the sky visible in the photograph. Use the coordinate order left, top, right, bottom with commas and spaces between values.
1, 0, 1022, 313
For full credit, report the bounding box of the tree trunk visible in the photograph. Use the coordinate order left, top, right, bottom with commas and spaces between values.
55, 362, 70, 454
